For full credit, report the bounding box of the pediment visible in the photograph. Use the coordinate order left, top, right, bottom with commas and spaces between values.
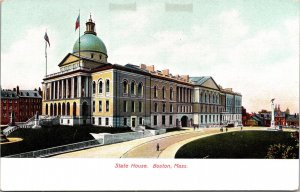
201, 78, 220, 90
58, 53, 80, 67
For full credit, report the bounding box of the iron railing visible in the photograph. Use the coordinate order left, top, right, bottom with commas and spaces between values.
4, 138, 104, 158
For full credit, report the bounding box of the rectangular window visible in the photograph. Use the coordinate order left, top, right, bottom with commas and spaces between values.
124, 117, 127, 126
139, 117, 143, 125
106, 100, 109, 112
98, 117, 102, 125
169, 115, 173, 125
99, 101, 102, 112
162, 115, 165, 125
131, 101, 135, 112
139, 101, 142, 112
154, 115, 157, 126
123, 101, 127, 112
92, 100, 95, 112
92, 117, 95, 124
105, 118, 109, 125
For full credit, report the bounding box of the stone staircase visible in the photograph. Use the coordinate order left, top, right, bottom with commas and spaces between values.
2, 115, 59, 136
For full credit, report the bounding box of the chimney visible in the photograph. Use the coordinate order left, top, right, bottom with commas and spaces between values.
140, 64, 147, 70
16, 86, 20, 95
146, 65, 155, 72
38, 87, 42, 97
182, 75, 189, 82
162, 69, 169, 76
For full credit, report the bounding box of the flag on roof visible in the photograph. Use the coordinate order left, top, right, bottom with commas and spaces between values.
75, 14, 80, 31
44, 32, 50, 47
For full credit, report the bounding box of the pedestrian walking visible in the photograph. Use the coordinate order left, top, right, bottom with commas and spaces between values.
226, 127, 228, 132
241, 126, 243, 131
156, 143, 160, 151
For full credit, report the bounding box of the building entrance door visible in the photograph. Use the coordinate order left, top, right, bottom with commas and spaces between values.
131, 117, 136, 128
181, 116, 188, 127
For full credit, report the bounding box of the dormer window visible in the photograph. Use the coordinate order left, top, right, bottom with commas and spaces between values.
26, 92, 29, 96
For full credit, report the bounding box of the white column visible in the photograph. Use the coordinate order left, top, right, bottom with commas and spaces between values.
66, 79, 69, 98
85, 76, 89, 97
78, 76, 82, 98
50, 82, 52, 100
53, 81, 56, 99
271, 101, 275, 128
58, 80, 60, 99
62, 79, 64, 99
71, 77, 75, 98
88, 77, 92, 97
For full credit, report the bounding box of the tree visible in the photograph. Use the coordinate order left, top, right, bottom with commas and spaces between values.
266, 131, 299, 159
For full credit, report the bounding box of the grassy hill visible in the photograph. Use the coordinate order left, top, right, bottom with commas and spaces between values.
1, 126, 131, 157
175, 130, 298, 159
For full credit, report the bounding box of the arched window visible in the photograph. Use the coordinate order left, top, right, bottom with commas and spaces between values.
154, 86, 157, 98
62, 103, 65, 115
170, 104, 173, 113
45, 104, 48, 115
138, 82, 143, 97
208, 94, 211, 103
131, 81, 136, 95
204, 93, 207, 103
54, 103, 57, 116
154, 103, 158, 112
212, 95, 215, 103
73, 102, 77, 116
123, 80, 128, 94
162, 86, 166, 99
98, 80, 103, 94
106, 79, 110, 93
170, 87, 173, 100
67, 102, 70, 116
82, 101, 89, 116
50, 103, 53, 116
92, 81, 96, 94
58, 103, 61, 116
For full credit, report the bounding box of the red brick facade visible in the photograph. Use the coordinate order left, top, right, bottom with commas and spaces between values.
1, 87, 42, 125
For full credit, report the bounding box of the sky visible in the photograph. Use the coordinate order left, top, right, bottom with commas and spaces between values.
1, 0, 299, 113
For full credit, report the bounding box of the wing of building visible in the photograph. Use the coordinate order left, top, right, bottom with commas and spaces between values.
42, 16, 242, 128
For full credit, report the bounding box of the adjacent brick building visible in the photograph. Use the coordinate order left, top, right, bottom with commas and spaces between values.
0, 86, 42, 125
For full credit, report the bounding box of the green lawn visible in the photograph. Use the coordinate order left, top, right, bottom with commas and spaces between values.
175, 130, 298, 159
1, 125, 132, 157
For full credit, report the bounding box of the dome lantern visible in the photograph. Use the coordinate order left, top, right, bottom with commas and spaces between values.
72, 14, 107, 60
85, 13, 96, 35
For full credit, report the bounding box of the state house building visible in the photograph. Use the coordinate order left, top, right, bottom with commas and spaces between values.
42, 16, 242, 128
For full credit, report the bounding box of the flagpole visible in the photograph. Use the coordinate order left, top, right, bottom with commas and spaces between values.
45, 34, 47, 77
79, 9, 81, 60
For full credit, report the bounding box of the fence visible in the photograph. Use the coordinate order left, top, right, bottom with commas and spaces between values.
4, 138, 103, 158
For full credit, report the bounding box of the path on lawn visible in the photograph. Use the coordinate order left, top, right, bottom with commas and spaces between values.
53, 127, 269, 158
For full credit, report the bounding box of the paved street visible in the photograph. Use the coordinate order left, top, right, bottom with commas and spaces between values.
53, 127, 289, 158
121, 128, 219, 158
54, 127, 254, 158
